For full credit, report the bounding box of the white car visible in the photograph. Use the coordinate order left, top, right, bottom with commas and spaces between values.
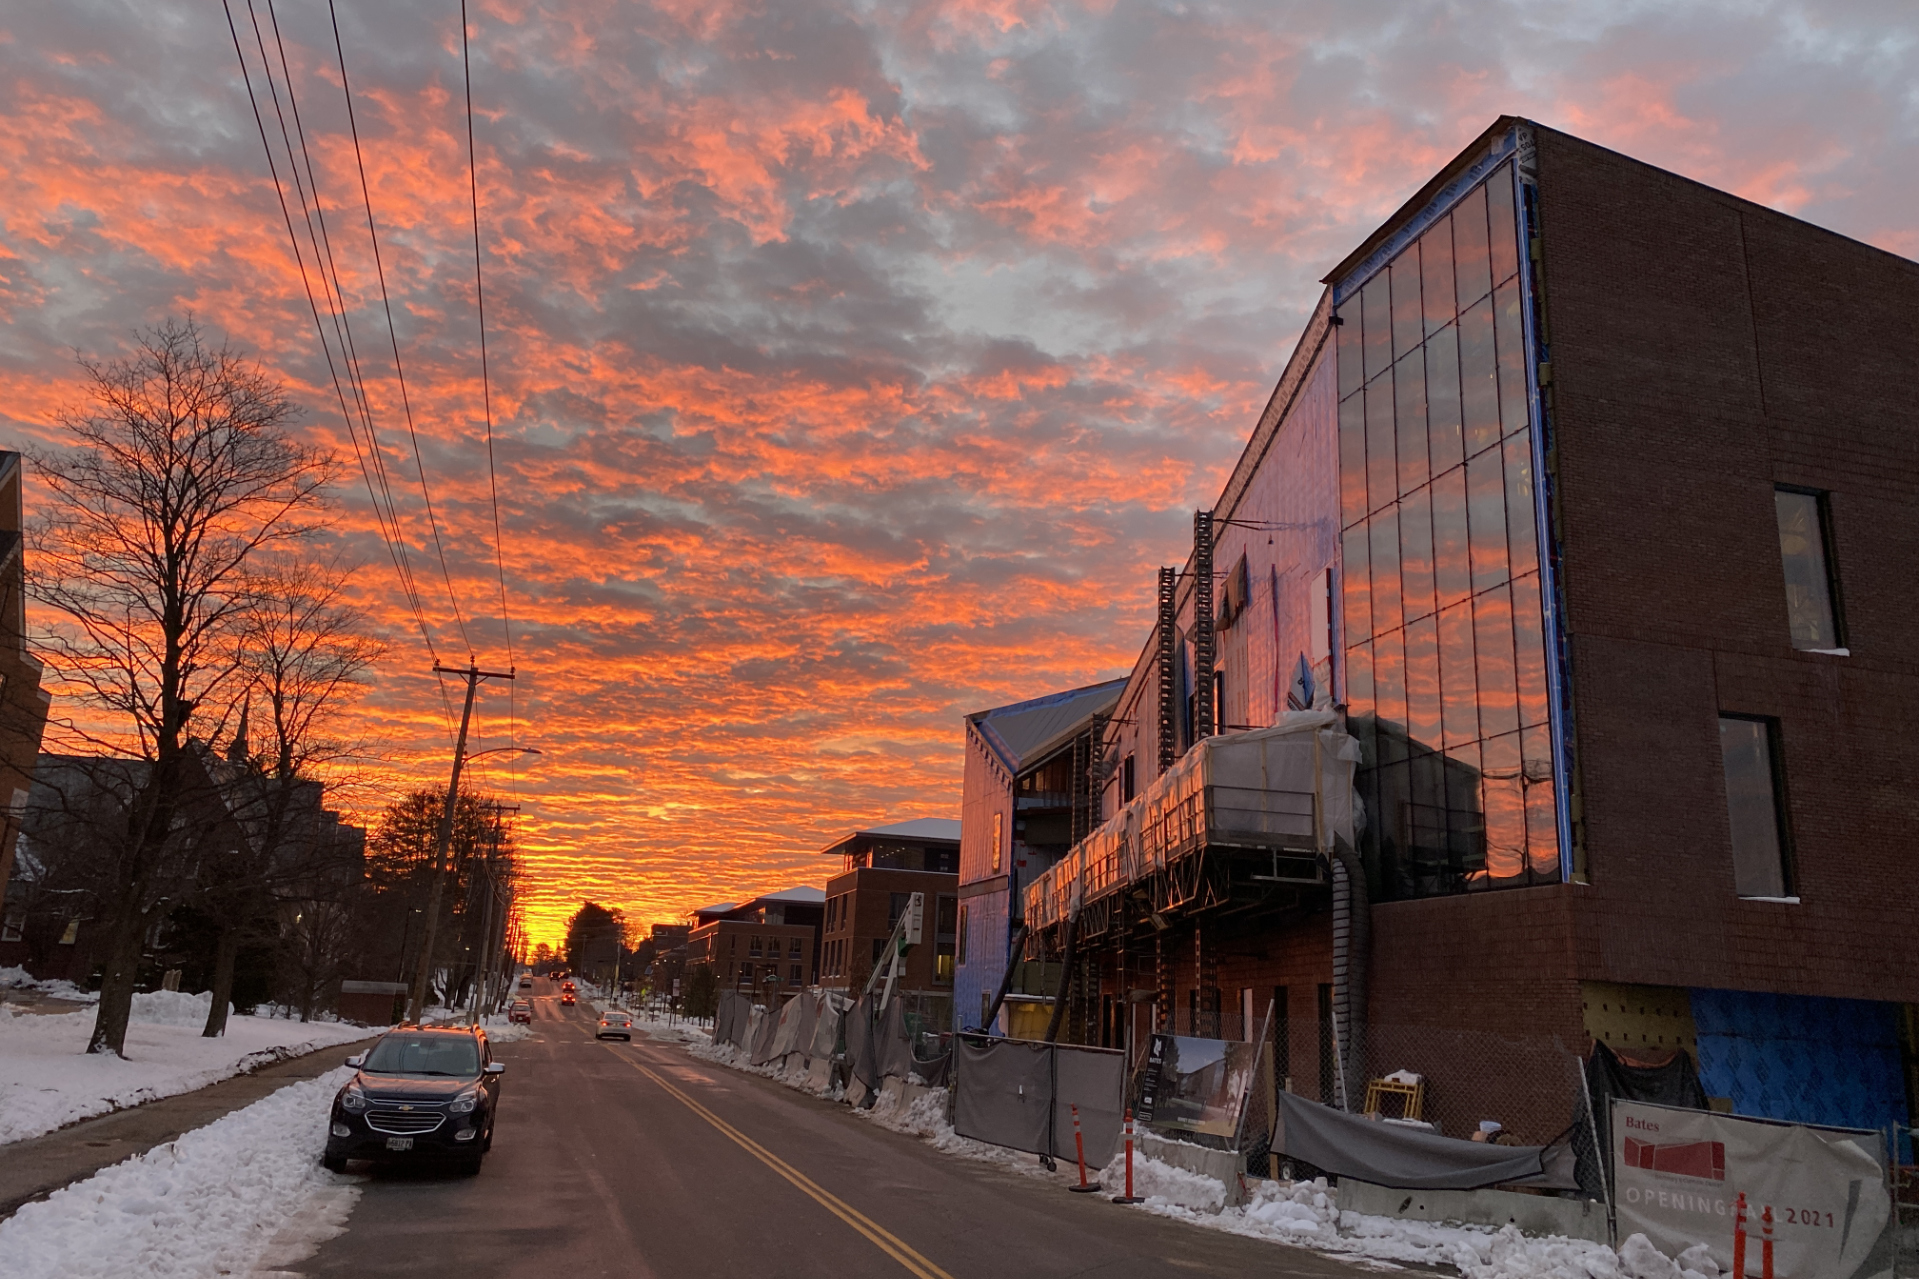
595, 1011, 633, 1041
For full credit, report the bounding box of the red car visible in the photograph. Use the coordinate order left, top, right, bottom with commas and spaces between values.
560, 992, 575, 1007
561, 980, 577, 994
506, 999, 532, 1024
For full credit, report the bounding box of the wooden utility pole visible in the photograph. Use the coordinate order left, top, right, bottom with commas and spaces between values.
407, 662, 514, 1024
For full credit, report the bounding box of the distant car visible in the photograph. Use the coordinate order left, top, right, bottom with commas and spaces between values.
560, 980, 577, 994
517, 975, 532, 989
322, 1024, 504, 1176
507, 999, 532, 1024
596, 1011, 633, 1041
560, 992, 575, 1007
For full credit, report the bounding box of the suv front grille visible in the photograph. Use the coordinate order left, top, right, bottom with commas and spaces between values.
366, 1110, 446, 1135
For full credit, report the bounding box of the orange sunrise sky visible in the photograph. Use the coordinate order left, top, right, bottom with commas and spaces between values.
3, 0, 1913, 947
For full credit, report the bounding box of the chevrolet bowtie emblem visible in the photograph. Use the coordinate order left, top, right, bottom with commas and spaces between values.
399, 1105, 413, 1111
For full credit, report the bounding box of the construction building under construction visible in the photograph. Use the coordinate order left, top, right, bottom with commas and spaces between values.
1014, 116, 1919, 1149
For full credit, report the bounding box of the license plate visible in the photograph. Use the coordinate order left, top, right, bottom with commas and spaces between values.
385, 1137, 414, 1152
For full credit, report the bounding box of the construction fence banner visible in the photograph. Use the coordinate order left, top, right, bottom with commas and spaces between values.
1611, 1100, 1892, 1279
1136, 1034, 1260, 1141
952, 1034, 1125, 1169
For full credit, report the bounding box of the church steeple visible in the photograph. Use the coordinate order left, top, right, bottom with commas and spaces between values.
228, 697, 251, 765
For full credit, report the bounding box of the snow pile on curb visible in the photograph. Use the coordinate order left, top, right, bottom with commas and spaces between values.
1102, 1159, 1688, 1279
0, 1066, 361, 1279
1, 966, 97, 1003
0, 1007, 369, 1146
1097, 1149, 1227, 1212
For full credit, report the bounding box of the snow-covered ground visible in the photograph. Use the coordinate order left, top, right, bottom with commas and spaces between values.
0, 1066, 361, 1279
679, 1026, 1720, 1279
0, 989, 370, 1146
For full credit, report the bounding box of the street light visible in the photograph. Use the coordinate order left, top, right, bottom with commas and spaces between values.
464, 746, 544, 764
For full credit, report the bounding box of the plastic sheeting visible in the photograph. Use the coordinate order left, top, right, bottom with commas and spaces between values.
1273, 1090, 1579, 1191
1029, 712, 1360, 928
952, 1034, 1125, 1167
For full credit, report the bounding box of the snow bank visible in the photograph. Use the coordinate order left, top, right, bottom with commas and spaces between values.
0, 966, 96, 1004
0, 1005, 368, 1146
0, 1066, 361, 1279
1098, 1149, 1228, 1213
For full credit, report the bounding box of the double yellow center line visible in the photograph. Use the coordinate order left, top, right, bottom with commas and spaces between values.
611, 1051, 953, 1279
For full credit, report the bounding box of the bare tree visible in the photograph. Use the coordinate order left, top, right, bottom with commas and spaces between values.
28, 317, 334, 1056
198, 555, 384, 1036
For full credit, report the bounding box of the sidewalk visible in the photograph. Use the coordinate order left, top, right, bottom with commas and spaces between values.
0, 1032, 376, 1220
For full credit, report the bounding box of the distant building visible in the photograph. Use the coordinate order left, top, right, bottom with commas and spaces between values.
684, 887, 825, 1000
0, 452, 50, 941
953, 681, 1123, 1036
817, 818, 959, 1009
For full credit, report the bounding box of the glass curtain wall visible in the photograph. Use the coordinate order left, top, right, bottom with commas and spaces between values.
1336, 161, 1558, 900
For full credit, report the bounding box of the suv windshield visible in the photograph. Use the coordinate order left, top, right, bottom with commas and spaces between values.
363, 1034, 480, 1077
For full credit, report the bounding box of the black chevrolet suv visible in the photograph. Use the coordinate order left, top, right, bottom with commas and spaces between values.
322, 1024, 504, 1174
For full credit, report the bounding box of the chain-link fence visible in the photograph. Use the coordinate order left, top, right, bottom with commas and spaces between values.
1114, 1009, 1603, 1198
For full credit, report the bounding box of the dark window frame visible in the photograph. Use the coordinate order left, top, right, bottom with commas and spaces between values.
1717, 711, 1797, 899
1774, 484, 1846, 651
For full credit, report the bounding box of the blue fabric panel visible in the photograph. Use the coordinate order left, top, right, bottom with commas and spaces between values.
1689, 988, 1908, 1141
952, 889, 1008, 1033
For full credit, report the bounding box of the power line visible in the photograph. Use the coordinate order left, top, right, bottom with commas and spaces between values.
459, 0, 514, 678
460, 0, 519, 776
251, 2, 433, 643
325, 0, 475, 662
222, 0, 444, 678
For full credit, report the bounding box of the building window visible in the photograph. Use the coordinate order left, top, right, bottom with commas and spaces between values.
788, 937, 801, 958
1336, 158, 1560, 901
1719, 715, 1793, 899
887, 892, 909, 932
1774, 488, 1843, 652
748, 936, 762, 957
956, 905, 968, 965
872, 937, 887, 967
935, 942, 955, 985
991, 812, 1002, 875
789, 964, 802, 987
1121, 753, 1136, 803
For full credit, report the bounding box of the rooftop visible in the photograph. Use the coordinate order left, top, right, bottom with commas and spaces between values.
967, 679, 1126, 775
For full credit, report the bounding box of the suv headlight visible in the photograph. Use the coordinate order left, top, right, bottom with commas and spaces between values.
449, 1090, 479, 1115
340, 1085, 368, 1112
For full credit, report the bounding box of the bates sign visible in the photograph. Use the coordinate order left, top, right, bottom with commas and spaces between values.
1612, 1100, 1891, 1279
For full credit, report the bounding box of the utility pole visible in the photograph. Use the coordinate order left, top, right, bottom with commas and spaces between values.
407, 662, 514, 1024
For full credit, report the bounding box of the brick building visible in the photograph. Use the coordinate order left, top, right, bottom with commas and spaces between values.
1021, 117, 1919, 1145
817, 819, 959, 1005
684, 888, 823, 998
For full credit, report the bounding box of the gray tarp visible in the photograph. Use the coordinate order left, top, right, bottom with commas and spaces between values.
809, 993, 842, 1061
711, 992, 740, 1047
1273, 1091, 1579, 1190
767, 994, 804, 1061
1052, 1043, 1125, 1168
748, 1004, 779, 1064
953, 1035, 1124, 1166
954, 1036, 1052, 1155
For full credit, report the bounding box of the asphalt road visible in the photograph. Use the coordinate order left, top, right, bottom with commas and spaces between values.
293, 982, 1365, 1279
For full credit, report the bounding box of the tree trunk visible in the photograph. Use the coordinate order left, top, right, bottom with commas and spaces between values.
202, 927, 240, 1037
86, 886, 145, 1056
